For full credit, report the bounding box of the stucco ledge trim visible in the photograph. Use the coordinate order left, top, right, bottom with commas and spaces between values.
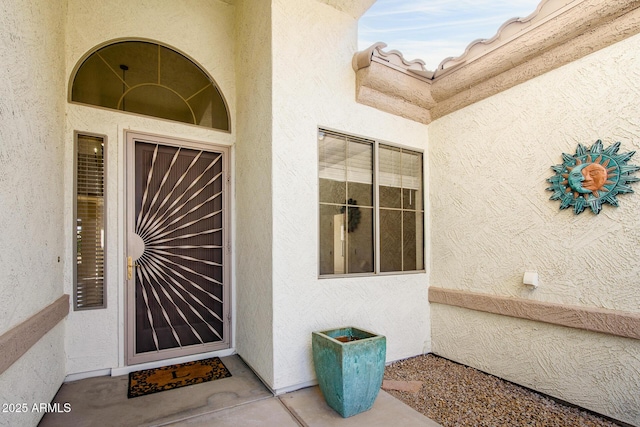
429, 287, 640, 341
0, 294, 70, 375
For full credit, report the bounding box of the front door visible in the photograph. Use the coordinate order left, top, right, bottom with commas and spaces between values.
126, 132, 230, 365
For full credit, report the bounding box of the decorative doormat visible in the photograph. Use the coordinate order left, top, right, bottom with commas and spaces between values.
128, 357, 232, 398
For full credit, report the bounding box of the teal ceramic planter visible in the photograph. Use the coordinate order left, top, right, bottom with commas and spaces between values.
312, 326, 386, 418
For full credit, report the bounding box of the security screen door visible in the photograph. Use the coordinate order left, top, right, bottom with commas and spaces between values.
126, 132, 230, 365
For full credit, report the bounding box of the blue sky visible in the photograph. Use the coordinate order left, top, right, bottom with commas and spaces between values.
358, 0, 542, 70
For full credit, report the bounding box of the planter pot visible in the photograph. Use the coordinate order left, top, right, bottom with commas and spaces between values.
312, 326, 386, 418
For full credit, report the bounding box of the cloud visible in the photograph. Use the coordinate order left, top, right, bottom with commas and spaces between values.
358, 0, 541, 69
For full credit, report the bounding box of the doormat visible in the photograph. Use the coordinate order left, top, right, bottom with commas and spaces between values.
128, 357, 232, 398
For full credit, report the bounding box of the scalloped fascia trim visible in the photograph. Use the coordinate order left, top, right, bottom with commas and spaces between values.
353, 0, 640, 124
353, 42, 433, 81
434, 0, 579, 77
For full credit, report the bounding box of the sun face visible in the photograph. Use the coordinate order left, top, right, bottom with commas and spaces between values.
564, 155, 616, 197
547, 140, 639, 214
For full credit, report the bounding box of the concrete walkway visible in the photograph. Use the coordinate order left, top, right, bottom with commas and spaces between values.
39, 355, 441, 427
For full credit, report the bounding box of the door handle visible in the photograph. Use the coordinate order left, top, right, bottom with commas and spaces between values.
127, 256, 133, 280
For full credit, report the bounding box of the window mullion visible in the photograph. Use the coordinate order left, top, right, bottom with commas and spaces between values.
344, 137, 349, 274
374, 140, 380, 274
400, 148, 404, 272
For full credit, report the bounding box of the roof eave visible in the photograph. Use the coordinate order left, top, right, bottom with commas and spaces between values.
353, 0, 640, 124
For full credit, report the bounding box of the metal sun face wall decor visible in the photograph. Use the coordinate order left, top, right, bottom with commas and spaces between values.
547, 140, 639, 214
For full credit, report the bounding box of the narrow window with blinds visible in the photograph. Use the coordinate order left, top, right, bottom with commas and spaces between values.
318, 129, 424, 276
75, 133, 106, 309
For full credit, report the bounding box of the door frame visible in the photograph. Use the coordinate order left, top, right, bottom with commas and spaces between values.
124, 130, 232, 365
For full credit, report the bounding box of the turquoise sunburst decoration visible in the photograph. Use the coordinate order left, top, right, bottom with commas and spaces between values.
547, 140, 639, 215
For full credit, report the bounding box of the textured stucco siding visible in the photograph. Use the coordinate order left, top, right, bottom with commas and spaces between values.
429, 32, 640, 425
270, 0, 430, 391
64, 0, 236, 374
0, 1, 68, 425
233, 0, 275, 385
0, 325, 66, 427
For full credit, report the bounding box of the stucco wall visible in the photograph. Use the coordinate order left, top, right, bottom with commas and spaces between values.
233, 0, 275, 385
64, 0, 235, 374
269, 0, 431, 391
429, 32, 640, 425
0, 1, 68, 425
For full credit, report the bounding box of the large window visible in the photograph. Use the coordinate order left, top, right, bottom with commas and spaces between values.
319, 129, 424, 276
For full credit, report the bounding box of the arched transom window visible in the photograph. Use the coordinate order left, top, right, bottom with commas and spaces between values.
71, 40, 229, 131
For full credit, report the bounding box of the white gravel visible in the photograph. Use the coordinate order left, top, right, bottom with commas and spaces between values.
384, 354, 623, 427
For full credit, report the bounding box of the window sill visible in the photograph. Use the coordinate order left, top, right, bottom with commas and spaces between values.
318, 269, 426, 280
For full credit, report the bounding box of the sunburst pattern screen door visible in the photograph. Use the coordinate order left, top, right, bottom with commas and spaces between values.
126, 132, 230, 365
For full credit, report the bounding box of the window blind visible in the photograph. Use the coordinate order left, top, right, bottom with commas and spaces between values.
75, 134, 106, 309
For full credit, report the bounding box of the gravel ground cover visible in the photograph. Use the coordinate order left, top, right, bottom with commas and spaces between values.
384, 354, 623, 427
